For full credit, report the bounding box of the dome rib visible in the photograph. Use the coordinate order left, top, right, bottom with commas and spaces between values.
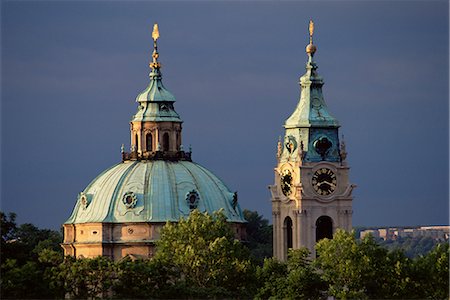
194, 163, 243, 221
177, 161, 208, 213
105, 161, 140, 223
143, 161, 154, 221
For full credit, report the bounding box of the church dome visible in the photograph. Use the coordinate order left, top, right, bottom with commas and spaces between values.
62, 24, 247, 260
65, 160, 245, 225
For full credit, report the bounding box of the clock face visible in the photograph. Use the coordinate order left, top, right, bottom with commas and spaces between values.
280, 170, 293, 196
312, 168, 337, 196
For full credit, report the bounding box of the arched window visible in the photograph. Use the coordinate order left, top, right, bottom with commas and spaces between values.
284, 216, 293, 250
146, 133, 152, 152
163, 133, 169, 151
316, 215, 333, 242
134, 134, 139, 151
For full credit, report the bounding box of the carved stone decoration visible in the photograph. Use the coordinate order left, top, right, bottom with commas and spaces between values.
299, 141, 307, 162
232, 192, 238, 210
339, 136, 347, 162
79, 192, 89, 210
277, 137, 282, 159
186, 190, 199, 210
280, 170, 293, 196
285, 135, 297, 154
122, 192, 138, 209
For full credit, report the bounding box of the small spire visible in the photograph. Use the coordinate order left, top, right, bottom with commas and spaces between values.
306, 19, 317, 56
150, 23, 161, 71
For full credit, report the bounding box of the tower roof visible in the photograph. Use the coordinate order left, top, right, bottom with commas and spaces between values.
132, 24, 181, 123
285, 20, 339, 129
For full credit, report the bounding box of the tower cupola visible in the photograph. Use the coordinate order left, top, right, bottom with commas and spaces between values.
125, 24, 189, 162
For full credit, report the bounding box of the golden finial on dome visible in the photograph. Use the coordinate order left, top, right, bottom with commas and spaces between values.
150, 23, 161, 70
152, 23, 160, 41
306, 19, 317, 55
309, 19, 314, 43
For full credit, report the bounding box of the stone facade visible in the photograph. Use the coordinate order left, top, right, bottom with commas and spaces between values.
62, 222, 246, 260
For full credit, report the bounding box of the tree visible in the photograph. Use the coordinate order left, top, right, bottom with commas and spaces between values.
113, 256, 174, 299
243, 209, 273, 265
153, 209, 256, 298
255, 249, 325, 300
255, 257, 288, 299
50, 256, 115, 299
413, 243, 449, 299
284, 248, 326, 299
314, 229, 388, 299
1, 212, 18, 265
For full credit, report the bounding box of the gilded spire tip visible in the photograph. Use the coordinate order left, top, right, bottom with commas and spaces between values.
306, 19, 317, 56
152, 23, 160, 41
150, 23, 161, 71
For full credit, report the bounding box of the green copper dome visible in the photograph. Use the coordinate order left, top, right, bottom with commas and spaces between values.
65, 160, 246, 224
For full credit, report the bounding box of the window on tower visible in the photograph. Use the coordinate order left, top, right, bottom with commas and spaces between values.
163, 133, 169, 151
134, 134, 139, 152
284, 216, 293, 250
146, 133, 152, 152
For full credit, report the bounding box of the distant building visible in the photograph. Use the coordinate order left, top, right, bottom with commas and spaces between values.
360, 226, 449, 241
360, 230, 380, 239
62, 24, 247, 260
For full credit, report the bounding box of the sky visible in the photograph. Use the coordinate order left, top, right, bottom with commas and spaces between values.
1, 1, 448, 230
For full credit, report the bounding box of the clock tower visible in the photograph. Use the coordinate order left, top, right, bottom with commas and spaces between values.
270, 21, 355, 260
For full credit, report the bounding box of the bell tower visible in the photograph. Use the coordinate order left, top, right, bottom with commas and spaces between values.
270, 21, 355, 260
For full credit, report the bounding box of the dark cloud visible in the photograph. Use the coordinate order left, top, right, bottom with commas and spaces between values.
1, 1, 448, 229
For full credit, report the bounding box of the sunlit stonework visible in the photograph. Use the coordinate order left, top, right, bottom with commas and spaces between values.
270, 21, 355, 260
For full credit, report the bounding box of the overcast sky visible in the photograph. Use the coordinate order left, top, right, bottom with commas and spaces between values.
1, 1, 448, 230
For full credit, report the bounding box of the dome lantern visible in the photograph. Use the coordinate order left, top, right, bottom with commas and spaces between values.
126, 24, 188, 162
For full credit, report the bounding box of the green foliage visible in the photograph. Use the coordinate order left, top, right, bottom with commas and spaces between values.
256, 249, 325, 300
50, 255, 115, 299
153, 209, 256, 298
413, 243, 450, 299
315, 229, 369, 299
315, 230, 450, 299
243, 209, 273, 264
1, 211, 63, 265
255, 257, 288, 299
1, 211, 448, 299
381, 235, 445, 258
285, 248, 326, 299
1, 212, 18, 265
0, 211, 64, 299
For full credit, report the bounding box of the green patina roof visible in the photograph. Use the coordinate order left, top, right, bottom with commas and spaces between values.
136, 69, 176, 103
285, 55, 339, 129
65, 160, 246, 224
132, 69, 182, 123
